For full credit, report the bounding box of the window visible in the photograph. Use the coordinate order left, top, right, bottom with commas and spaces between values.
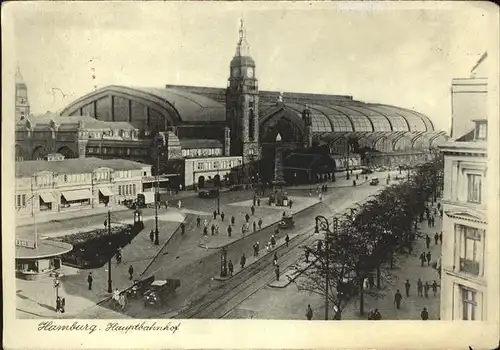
459, 226, 483, 276
213, 161, 219, 169
197, 162, 204, 170
118, 186, 122, 196
133, 184, 136, 195
477, 123, 487, 140
64, 175, 68, 182
249, 108, 255, 141
467, 174, 482, 203
15, 194, 26, 208
461, 287, 478, 320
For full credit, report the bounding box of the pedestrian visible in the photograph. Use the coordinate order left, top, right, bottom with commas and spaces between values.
241, 224, 246, 235
240, 253, 246, 269
417, 278, 423, 297
425, 235, 431, 249
150, 229, 154, 243
204, 218, 208, 227
434, 232, 439, 245
211, 224, 216, 236
56, 296, 61, 313
180, 222, 185, 235
283, 211, 286, 217
203, 226, 208, 236
420, 252, 426, 267
179, 184, 183, 192
177, 200, 182, 209
274, 226, 279, 235
258, 218, 263, 229
431, 216, 435, 227
271, 235, 276, 248
128, 265, 134, 280
285, 234, 290, 247
221, 212, 225, 221
404, 279, 411, 297
257, 197, 261, 206
437, 202, 441, 211
289, 199, 293, 209
424, 282, 430, 298
87, 272, 93, 290
426, 251, 432, 266
394, 289, 403, 309
432, 280, 438, 296
275, 264, 280, 281
253, 221, 257, 232
251, 206, 255, 215
196, 216, 201, 227
306, 304, 313, 320
439, 232, 443, 244
60, 297, 66, 314
305, 249, 310, 263
253, 243, 257, 257
421, 307, 429, 320
256, 241, 260, 256
273, 252, 278, 266
231, 216, 235, 225
215, 224, 219, 235
440, 208, 443, 218
245, 213, 250, 223
213, 210, 217, 220
228, 260, 234, 276
373, 309, 382, 320
368, 274, 374, 289
227, 225, 232, 237
427, 217, 431, 228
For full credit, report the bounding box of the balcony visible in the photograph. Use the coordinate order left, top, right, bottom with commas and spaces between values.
459, 258, 480, 276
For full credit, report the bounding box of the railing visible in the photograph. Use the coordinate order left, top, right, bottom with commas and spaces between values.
459, 258, 480, 276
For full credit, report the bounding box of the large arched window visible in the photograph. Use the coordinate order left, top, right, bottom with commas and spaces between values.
249, 108, 255, 141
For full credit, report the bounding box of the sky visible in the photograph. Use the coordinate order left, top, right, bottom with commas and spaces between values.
8, 1, 492, 132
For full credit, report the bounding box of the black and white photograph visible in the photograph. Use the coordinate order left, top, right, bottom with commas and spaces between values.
3, 1, 499, 349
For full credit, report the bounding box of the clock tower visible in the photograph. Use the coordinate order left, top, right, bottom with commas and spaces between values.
15, 66, 30, 120
226, 19, 260, 162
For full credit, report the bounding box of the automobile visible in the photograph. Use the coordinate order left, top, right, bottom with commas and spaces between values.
395, 174, 406, 180
127, 275, 155, 299
278, 215, 295, 229
198, 188, 219, 198
229, 184, 244, 191
361, 168, 373, 175
370, 177, 380, 186
143, 279, 181, 307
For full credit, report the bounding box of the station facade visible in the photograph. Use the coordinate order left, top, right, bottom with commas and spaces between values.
15, 20, 447, 188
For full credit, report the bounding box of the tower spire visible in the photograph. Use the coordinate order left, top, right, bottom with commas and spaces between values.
235, 18, 250, 57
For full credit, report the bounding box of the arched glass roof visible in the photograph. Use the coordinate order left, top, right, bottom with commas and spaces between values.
365, 105, 410, 131
345, 105, 392, 131
371, 104, 427, 131
307, 105, 353, 132
328, 105, 373, 132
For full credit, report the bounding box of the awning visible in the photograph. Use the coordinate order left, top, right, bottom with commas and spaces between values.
61, 189, 92, 202
99, 187, 114, 196
39, 192, 55, 203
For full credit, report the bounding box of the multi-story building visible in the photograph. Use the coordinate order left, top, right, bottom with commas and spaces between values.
439, 52, 497, 321
15, 154, 152, 218
440, 119, 488, 320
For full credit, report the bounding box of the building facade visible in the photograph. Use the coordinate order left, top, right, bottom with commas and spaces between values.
15, 20, 447, 187
15, 155, 152, 218
439, 119, 489, 321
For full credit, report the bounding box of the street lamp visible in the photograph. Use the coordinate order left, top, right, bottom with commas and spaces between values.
315, 215, 338, 320
53, 272, 60, 301
216, 167, 221, 215
220, 247, 228, 277
104, 208, 112, 293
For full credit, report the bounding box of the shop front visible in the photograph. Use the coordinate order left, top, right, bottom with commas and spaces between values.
15, 237, 73, 281
60, 189, 92, 210
98, 187, 114, 205
39, 192, 55, 212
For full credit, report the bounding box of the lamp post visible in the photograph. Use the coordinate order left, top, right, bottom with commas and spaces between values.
53, 273, 60, 300
315, 215, 338, 320
216, 167, 221, 215
220, 247, 228, 277
346, 141, 350, 181
104, 208, 112, 293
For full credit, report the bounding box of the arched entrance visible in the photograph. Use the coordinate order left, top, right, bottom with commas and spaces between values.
15, 145, 26, 161
214, 174, 221, 187
32, 146, 48, 161
57, 146, 76, 159
198, 176, 205, 189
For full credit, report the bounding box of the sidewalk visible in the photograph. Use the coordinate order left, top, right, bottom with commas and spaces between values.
324, 203, 443, 320
15, 189, 207, 228
198, 196, 321, 250
16, 209, 186, 318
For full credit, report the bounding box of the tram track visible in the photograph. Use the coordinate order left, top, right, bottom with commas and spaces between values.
175, 226, 317, 319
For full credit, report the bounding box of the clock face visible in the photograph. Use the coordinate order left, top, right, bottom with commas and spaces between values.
232, 67, 240, 77
247, 67, 254, 78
